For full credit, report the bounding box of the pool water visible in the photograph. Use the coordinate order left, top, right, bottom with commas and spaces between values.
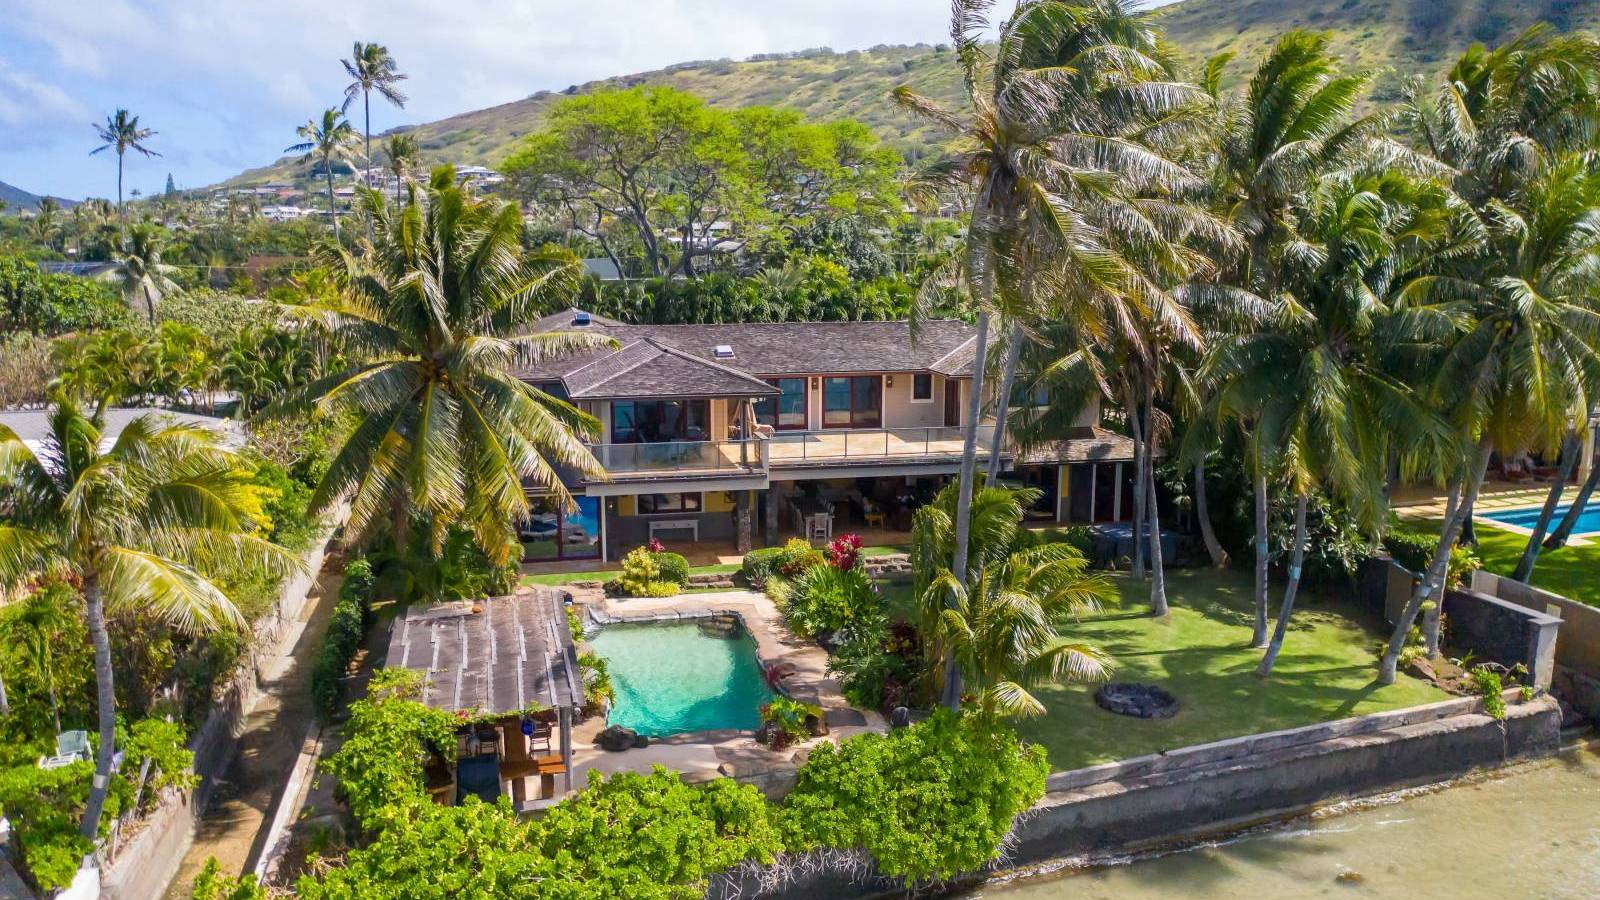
588, 622, 774, 737
1481, 502, 1600, 536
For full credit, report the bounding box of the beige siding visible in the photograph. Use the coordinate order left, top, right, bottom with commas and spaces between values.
883, 373, 944, 429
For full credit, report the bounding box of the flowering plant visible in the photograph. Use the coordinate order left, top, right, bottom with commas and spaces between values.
825, 533, 863, 571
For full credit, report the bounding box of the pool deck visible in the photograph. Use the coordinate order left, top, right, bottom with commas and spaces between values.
1396, 482, 1595, 545
565, 588, 887, 794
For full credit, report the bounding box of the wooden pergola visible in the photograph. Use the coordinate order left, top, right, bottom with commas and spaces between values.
386, 587, 584, 804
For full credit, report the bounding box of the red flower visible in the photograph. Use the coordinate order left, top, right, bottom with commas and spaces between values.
646, 538, 666, 554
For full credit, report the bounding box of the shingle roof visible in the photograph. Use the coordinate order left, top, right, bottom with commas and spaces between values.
384, 588, 583, 715
518, 309, 981, 397
565, 339, 780, 400
1019, 427, 1141, 464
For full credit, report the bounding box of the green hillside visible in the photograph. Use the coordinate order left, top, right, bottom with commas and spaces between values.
227, 0, 1600, 186
0, 181, 74, 212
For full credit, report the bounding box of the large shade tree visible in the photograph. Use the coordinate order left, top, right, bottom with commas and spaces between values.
0, 405, 295, 838
278, 168, 616, 565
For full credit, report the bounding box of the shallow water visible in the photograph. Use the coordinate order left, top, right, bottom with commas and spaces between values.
968, 744, 1600, 900
589, 622, 773, 736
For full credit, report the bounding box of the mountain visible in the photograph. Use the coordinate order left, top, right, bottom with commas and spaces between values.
226, 0, 1600, 186
0, 181, 75, 213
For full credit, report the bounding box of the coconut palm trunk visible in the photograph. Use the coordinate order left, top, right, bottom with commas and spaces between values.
1380, 437, 1494, 685
1194, 459, 1229, 567
116, 153, 125, 219
1511, 429, 1581, 582
1145, 414, 1169, 617
1546, 447, 1600, 550
1252, 445, 1270, 648
1126, 383, 1147, 579
943, 309, 991, 710
985, 323, 1023, 483
325, 161, 341, 242
1257, 492, 1308, 676
80, 577, 117, 839
1422, 480, 1462, 657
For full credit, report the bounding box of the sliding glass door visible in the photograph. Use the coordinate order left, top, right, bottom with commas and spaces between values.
821, 376, 882, 429
754, 378, 808, 430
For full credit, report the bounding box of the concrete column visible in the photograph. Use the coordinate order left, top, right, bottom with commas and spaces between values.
736, 490, 753, 555
558, 705, 573, 795
764, 486, 779, 544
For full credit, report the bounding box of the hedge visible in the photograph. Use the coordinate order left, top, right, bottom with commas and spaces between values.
310, 557, 376, 720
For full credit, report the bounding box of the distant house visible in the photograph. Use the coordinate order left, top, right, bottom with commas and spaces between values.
0, 408, 247, 461
38, 261, 116, 278
581, 258, 623, 282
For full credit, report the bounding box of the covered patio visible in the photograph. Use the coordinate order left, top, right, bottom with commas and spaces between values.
385, 587, 584, 810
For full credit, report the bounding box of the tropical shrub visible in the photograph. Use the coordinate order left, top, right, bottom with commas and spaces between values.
740, 547, 786, 587
1384, 525, 1481, 588
320, 668, 457, 826
618, 546, 681, 598
579, 652, 615, 717
782, 563, 878, 639
776, 538, 825, 577
250, 457, 321, 552
297, 769, 781, 900
0, 255, 128, 336
827, 613, 920, 712
758, 696, 822, 748
779, 710, 1048, 882
824, 532, 863, 570
191, 858, 269, 900
0, 332, 57, 409
654, 551, 690, 586
1471, 666, 1506, 720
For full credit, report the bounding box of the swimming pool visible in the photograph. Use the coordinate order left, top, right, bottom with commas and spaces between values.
588, 621, 774, 737
1480, 502, 1600, 537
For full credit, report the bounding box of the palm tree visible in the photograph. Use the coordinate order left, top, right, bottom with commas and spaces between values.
1546, 444, 1600, 551
1184, 30, 1416, 650
97, 223, 182, 323
1380, 156, 1600, 683
342, 42, 409, 188
90, 109, 160, 218
913, 480, 1114, 721
895, 0, 1209, 702
382, 133, 422, 203
29, 197, 61, 249
276, 170, 616, 564
286, 109, 362, 241
0, 587, 75, 735
0, 403, 296, 838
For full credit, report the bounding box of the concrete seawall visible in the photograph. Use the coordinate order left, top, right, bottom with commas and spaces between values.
718, 691, 1562, 899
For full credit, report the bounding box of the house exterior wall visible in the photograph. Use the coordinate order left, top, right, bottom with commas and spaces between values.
883, 373, 944, 429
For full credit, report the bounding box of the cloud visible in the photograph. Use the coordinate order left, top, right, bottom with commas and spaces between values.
0, 58, 89, 147
0, 0, 1013, 195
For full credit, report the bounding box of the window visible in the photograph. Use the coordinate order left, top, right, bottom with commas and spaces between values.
1009, 381, 1049, 407
754, 378, 808, 430
611, 399, 709, 443
822, 376, 882, 428
911, 373, 934, 402
637, 492, 703, 514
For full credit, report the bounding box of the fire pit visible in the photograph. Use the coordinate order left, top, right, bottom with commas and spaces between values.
1094, 683, 1179, 719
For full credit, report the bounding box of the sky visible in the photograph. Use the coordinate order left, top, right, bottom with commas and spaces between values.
0, 0, 1179, 201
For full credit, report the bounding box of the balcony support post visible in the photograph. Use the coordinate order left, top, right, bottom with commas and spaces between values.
735, 490, 754, 555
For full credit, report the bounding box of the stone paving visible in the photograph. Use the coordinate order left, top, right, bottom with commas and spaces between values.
565, 587, 886, 793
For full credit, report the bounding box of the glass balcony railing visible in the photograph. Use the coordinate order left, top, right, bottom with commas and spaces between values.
765, 427, 996, 464
586, 439, 767, 476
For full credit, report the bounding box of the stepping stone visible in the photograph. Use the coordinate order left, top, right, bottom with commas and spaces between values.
824, 709, 867, 727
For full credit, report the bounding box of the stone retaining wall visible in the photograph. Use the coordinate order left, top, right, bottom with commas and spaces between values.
93, 522, 339, 900
716, 691, 1562, 899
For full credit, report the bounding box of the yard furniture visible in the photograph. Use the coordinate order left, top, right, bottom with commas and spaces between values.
534, 754, 567, 799
649, 519, 699, 542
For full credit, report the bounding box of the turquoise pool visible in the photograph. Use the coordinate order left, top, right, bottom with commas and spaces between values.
1481, 502, 1600, 537
589, 621, 774, 737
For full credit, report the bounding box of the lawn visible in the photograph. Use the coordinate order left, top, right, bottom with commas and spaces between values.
1013, 568, 1449, 772
1439, 519, 1600, 608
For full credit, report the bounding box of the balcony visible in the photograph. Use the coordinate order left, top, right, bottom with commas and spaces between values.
766, 427, 999, 466
586, 439, 767, 480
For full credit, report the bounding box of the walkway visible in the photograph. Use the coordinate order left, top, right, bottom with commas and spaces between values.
160, 562, 346, 897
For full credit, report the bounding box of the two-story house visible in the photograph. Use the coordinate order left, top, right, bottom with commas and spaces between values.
514, 309, 1145, 563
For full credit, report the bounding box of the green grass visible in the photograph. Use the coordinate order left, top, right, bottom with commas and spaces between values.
1011, 568, 1448, 772
1427, 518, 1600, 608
